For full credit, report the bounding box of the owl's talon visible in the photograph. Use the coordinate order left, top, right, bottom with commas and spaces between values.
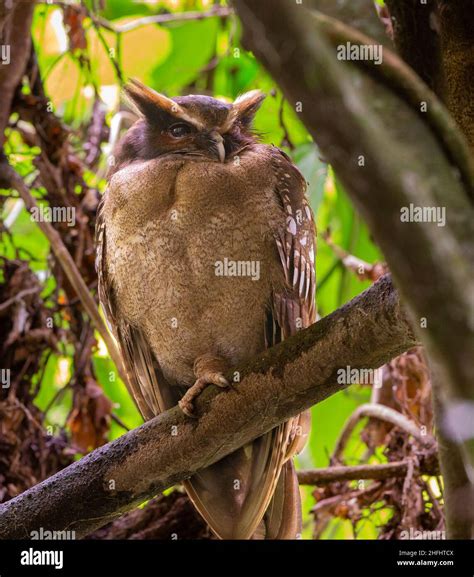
214, 374, 229, 388
179, 397, 198, 418
179, 372, 229, 417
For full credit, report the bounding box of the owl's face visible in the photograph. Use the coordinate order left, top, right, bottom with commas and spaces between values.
111, 79, 266, 176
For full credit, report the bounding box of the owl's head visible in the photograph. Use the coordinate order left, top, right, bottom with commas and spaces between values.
110, 79, 265, 176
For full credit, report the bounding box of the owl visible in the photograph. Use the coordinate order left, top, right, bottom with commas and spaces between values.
96, 80, 316, 539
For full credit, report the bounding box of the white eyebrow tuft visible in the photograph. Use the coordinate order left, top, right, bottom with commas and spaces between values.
220, 90, 265, 132
124, 80, 205, 130
172, 109, 205, 131
233, 90, 263, 105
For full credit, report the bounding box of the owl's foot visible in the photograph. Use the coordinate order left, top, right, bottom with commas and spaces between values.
179, 354, 230, 417
179, 372, 229, 417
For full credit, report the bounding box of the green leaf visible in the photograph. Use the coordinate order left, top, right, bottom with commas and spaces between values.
93, 355, 142, 439
151, 18, 219, 94
294, 143, 327, 213
95, 0, 152, 21
302, 387, 371, 469
5, 206, 49, 267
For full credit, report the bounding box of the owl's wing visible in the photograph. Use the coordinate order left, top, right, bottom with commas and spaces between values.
95, 199, 176, 421
268, 147, 317, 344
270, 146, 316, 458
261, 147, 317, 537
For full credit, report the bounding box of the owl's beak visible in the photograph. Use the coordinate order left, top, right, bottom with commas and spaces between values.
210, 131, 225, 163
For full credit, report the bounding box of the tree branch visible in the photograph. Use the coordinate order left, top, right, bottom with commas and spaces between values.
82, 5, 232, 34
0, 0, 36, 145
436, 0, 474, 153
297, 458, 439, 485
386, 0, 474, 153
0, 275, 417, 538
308, 9, 474, 196
333, 403, 434, 461
307, 0, 389, 46
384, 0, 441, 92
431, 360, 474, 539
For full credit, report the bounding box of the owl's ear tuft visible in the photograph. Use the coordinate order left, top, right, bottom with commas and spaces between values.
232, 90, 266, 127
123, 79, 183, 125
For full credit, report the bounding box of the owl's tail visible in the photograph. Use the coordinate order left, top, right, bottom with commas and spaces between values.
183, 416, 306, 540
253, 460, 302, 540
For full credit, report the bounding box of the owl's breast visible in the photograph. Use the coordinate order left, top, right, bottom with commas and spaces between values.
103, 145, 287, 385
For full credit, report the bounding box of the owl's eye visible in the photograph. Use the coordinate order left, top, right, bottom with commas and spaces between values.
169, 123, 193, 138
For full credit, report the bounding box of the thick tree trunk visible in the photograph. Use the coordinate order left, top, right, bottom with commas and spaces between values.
234, 0, 474, 538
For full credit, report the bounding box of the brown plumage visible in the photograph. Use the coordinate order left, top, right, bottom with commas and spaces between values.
96, 79, 316, 539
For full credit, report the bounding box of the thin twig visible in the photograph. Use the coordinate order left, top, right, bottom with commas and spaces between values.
333, 403, 434, 461
43, 382, 71, 417
32, 350, 51, 399
85, 3, 124, 84
111, 412, 130, 432
298, 461, 409, 485
48, 2, 233, 33
0, 286, 40, 313
98, 6, 233, 34
401, 457, 415, 508
311, 482, 383, 515
322, 228, 388, 282
278, 96, 295, 150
